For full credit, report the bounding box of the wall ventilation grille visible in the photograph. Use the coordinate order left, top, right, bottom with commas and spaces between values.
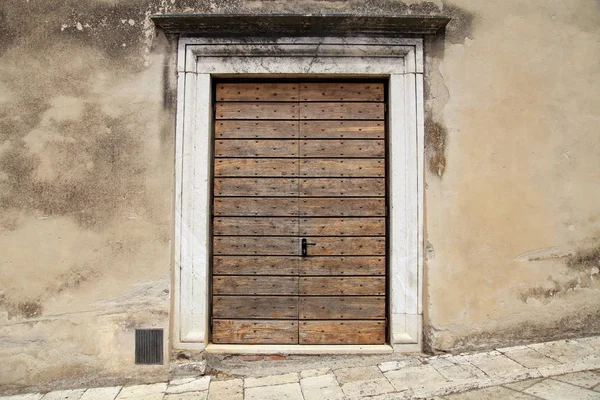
135, 329, 163, 365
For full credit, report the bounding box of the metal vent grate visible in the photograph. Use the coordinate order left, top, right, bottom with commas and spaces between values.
135, 329, 163, 365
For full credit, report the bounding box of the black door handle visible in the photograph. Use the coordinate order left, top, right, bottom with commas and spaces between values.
301, 238, 316, 256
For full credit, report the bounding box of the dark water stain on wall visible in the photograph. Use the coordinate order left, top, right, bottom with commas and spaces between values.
424, 117, 447, 177
567, 244, 600, 272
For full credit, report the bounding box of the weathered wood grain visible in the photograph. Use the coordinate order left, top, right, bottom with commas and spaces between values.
214, 178, 299, 197
299, 277, 386, 296
299, 256, 385, 276
299, 321, 385, 344
213, 256, 298, 275
300, 178, 385, 197
300, 121, 385, 139
300, 159, 384, 177
215, 159, 299, 177
213, 237, 298, 255
214, 217, 299, 236
215, 140, 298, 158
213, 296, 298, 319
299, 198, 385, 217
213, 320, 299, 344
214, 198, 299, 216
216, 102, 298, 120
213, 276, 299, 295
215, 120, 300, 139
299, 82, 384, 102
300, 103, 384, 120
300, 140, 384, 158
216, 83, 299, 102
302, 237, 386, 256
299, 218, 385, 236
299, 296, 385, 319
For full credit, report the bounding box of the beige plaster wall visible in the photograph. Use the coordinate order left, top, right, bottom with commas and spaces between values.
0, 0, 598, 393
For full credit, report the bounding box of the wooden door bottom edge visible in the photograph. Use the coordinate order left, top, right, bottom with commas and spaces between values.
204, 343, 394, 355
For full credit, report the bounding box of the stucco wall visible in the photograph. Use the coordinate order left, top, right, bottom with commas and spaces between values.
0, 0, 598, 393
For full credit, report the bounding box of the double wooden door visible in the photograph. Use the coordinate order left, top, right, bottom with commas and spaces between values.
211, 81, 387, 345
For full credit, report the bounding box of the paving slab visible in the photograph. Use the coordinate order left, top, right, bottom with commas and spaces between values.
553, 371, 600, 389
0, 395, 43, 400
499, 346, 561, 369
427, 357, 478, 381
444, 385, 540, 399
334, 366, 385, 384
340, 377, 395, 398
378, 359, 422, 373
524, 378, 600, 400
166, 376, 211, 394
80, 387, 122, 400
116, 383, 167, 400
207, 379, 243, 400
164, 392, 207, 400
244, 373, 298, 388
300, 374, 344, 400
244, 382, 303, 400
464, 351, 538, 383
41, 390, 85, 400
528, 339, 593, 364
300, 368, 331, 379
503, 378, 544, 391
384, 363, 448, 392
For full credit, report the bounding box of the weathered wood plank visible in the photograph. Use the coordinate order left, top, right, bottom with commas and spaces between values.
299, 277, 386, 296
216, 102, 298, 120
299, 198, 385, 217
300, 121, 384, 139
300, 159, 384, 177
214, 178, 298, 197
299, 296, 385, 319
299, 218, 385, 236
214, 198, 299, 216
302, 237, 386, 256
300, 178, 385, 197
214, 217, 299, 236
216, 83, 299, 102
213, 256, 298, 275
215, 120, 300, 139
213, 296, 298, 319
213, 320, 299, 344
300, 103, 384, 120
299, 321, 385, 344
215, 159, 299, 177
215, 140, 298, 158
299, 256, 385, 276
300, 140, 384, 158
213, 237, 298, 255
299, 82, 384, 102
213, 276, 299, 295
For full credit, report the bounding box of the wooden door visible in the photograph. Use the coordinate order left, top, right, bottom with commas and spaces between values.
212, 82, 386, 345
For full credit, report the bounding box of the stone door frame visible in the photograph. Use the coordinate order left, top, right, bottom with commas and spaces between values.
173, 36, 425, 353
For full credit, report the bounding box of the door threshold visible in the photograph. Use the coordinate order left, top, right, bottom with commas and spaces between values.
205, 344, 394, 354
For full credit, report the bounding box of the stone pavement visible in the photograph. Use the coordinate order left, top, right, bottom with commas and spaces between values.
2, 336, 599, 400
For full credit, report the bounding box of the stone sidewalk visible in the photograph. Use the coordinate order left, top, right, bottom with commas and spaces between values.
2, 336, 599, 400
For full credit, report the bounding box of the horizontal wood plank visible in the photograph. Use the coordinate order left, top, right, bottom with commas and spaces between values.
299, 198, 385, 217
215, 140, 298, 158
300, 178, 385, 197
216, 83, 299, 102
300, 140, 384, 158
213, 237, 298, 255
300, 121, 385, 139
215, 159, 299, 177
214, 178, 298, 197
299, 256, 385, 276
214, 217, 299, 236
299, 321, 385, 344
216, 102, 298, 120
299, 296, 385, 319
213, 296, 298, 319
299, 83, 384, 102
300, 159, 384, 177
303, 237, 386, 256
213, 276, 299, 295
213, 256, 298, 275
300, 103, 384, 120
214, 197, 299, 216
300, 277, 386, 296
299, 218, 385, 236
215, 120, 299, 139
213, 320, 299, 344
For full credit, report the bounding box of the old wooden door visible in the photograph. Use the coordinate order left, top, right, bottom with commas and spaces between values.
211, 81, 387, 345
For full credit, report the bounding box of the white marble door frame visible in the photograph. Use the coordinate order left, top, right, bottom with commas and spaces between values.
174, 37, 425, 352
